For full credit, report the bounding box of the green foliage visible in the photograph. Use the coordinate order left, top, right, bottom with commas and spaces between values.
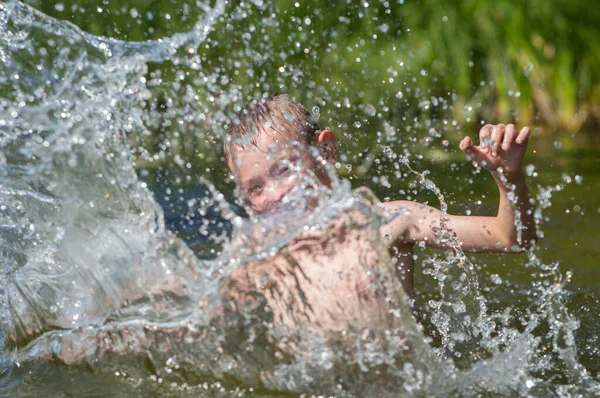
26, 0, 600, 170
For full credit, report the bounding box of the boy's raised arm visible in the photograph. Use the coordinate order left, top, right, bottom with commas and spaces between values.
381, 124, 537, 253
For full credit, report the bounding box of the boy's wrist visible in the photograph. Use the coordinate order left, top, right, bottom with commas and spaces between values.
491, 168, 526, 183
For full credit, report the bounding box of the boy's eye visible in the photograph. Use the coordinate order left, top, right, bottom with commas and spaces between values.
248, 184, 263, 195
276, 166, 290, 176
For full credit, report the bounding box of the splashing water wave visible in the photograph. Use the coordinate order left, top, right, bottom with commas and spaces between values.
0, 1, 598, 396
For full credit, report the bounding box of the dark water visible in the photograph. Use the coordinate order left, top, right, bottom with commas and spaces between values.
371, 138, 600, 378
410, 145, 600, 377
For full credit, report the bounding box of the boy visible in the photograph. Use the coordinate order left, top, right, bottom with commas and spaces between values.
223, 93, 536, 312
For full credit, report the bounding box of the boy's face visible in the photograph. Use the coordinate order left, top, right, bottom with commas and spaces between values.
228, 130, 335, 214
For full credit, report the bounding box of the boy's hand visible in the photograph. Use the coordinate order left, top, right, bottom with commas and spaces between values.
459, 124, 530, 179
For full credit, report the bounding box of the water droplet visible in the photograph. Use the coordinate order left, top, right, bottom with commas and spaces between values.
364, 104, 376, 116
312, 106, 320, 119
377, 24, 389, 33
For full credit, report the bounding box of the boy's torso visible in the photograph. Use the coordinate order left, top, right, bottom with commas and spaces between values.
222, 208, 413, 332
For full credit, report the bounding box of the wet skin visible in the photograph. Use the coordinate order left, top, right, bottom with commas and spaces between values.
222, 207, 404, 333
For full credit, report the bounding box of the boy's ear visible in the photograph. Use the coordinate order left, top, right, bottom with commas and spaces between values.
317, 129, 337, 161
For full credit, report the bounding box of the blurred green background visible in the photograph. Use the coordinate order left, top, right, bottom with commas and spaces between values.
24, 0, 600, 169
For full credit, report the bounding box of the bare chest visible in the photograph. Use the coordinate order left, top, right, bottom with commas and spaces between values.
224, 220, 397, 331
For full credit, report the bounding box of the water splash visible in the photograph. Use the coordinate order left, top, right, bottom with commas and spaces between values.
0, 1, 598, 396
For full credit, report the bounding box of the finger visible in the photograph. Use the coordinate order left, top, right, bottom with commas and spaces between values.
479, 124, 493, 153
459, 136, 473, 151
502, 124, 516, 151
460, 136, 477, 160
461, 136, 488, 164
515, 126, 530, 145
490, 124, 505, 157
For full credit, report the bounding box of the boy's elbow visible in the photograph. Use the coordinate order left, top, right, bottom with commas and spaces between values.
500, 221, 538, 252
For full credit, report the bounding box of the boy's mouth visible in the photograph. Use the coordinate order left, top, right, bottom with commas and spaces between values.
253, 184, 322, 219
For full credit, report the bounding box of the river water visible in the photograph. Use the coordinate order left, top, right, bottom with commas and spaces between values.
1, 1, 599, 396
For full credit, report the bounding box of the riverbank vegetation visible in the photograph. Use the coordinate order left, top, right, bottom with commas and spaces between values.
27, 0, 600, 170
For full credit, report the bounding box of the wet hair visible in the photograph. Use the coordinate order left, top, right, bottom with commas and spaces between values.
224, 94, 320, 164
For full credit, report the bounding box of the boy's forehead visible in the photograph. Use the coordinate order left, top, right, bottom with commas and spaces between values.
227, 131, 309, 172
233, 131, 305, 154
